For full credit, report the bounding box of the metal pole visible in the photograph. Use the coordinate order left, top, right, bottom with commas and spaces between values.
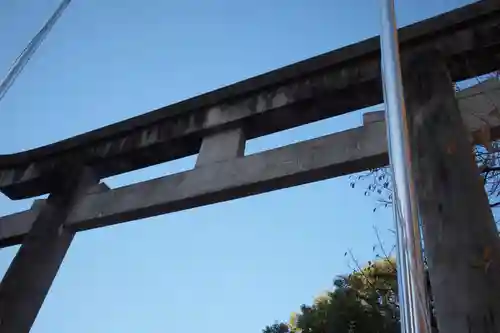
379, 1, 432, 333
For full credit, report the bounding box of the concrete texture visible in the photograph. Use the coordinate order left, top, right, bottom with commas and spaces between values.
0, 167, 100, 333
402, 51, 500, 333
362, 110, 385, 125
0, 122, 388, 247
195, 128, 245, 167
362, 79, 500, 133
0, 0, 498, 199
0, 79, 499, 247
0, 183, 109, 247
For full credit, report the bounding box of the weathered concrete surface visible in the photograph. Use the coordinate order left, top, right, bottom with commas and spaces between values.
0, 182, 109, 247
0, 79, 498, 247
0, 0, 499, 199
458, 78, 500, 141
362, 110, 385, 125
0, 210, 39, 248
0, 122, 388, 247
67, 123, 388, 231
195, 128, 246, 167
0, 167, 100, 333
363, 79, 500, 134
403, 51, 500, 333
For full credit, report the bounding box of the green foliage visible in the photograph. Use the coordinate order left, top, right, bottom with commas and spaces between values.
263, 259, 400, 333
263, 323, 290, 333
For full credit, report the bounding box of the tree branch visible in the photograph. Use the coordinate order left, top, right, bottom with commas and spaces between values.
490, 201, 500, 208
482, 166, 500, 174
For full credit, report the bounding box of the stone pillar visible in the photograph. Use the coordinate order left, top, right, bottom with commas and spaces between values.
403, 49, 500, 333
0, 166, 100, 333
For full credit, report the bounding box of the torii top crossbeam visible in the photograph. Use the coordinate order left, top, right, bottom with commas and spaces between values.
0, 1, 498, 201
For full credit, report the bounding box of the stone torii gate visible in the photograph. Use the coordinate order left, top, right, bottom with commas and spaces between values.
0, 1, 499, 332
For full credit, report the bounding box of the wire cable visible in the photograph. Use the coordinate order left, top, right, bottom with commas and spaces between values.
0, 0, 72, 104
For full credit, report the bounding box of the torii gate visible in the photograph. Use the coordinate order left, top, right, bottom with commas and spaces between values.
0, 2, 499, 332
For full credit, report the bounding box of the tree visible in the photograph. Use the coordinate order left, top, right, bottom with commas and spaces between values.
263, 323, 290, 333
263, 259, 402, 333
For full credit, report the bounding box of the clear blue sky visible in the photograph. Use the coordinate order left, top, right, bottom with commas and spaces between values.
0, 0, 475, 332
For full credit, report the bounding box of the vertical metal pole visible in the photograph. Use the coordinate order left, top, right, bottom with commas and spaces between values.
379, 1, 432, 333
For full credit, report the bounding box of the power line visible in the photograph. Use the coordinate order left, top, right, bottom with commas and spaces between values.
0, 0, 72, 104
